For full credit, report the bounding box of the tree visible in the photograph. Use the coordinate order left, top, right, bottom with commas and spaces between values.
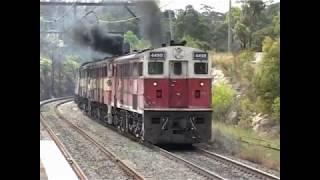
253, 37, 280, 112
225, 7, 242, 29
234, 21, 250, 49
64, 56, 80, 80
63, 56, 80, 95
175, 5, 210, 42
231, 0, 267, 50
40, 57, 52, 99
182, 35, 210, 50
251, 12, 280, 50
124, 31, 151, 50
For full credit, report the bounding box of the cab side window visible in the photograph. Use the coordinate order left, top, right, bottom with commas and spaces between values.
148, 62, 163, 75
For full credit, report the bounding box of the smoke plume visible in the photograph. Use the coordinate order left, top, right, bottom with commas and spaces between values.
71, 24, 124, 56
136, 0, 162, 48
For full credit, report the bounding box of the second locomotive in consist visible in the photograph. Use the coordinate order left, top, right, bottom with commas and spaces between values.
74, 42, 212, 144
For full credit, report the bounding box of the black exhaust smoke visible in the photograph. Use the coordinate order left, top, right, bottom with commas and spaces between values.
72, 24, 123, 56
136, 0, 162, 48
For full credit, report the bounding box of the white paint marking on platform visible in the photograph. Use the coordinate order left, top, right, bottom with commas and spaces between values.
40, 140, 79, 180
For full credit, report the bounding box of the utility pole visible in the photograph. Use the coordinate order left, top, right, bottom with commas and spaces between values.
228, 0, 232, 52
51, 50, 55, 98
168, 10, 174, 41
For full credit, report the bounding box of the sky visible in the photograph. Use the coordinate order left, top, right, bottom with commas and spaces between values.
159, 0, 280, 13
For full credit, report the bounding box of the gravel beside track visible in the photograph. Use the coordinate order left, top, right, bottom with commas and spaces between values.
41, 101, 134, 180
40, 121, 51, 140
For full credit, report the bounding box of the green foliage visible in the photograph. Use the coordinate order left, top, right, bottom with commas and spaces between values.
182, 35, 210, 50
213, 82, 236, 121
175, 4, 226, 50
238, 50, 254, 65
238, 50, 255, 82
237, 96, 254, 128
124, 31, 151, 50
272, 13, 280, 36
172, 2, 278, 51
272, 97, 280, 122
254, 37, 279, 100
253, 37, 280, 115
40, 57, 52, 73
234, 21, 251, 48
225, 7, 242, 27
64, 56, 80, 76
175, 5, 209, 41
227, 1, 279, 50
40, 55, 81, 100
254, 96, 269, 113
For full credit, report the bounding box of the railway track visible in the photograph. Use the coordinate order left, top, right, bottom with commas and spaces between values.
40, 98, 145, 180
153, 145, 280, 180
152, 146, 226, 180
165, 146, 280, 180
43, 98, 280, 180
196, 148, 280, 180
40, 115, 87, 180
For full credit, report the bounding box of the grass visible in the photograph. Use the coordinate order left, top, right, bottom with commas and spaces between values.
214, 121, 280, 149
212, 121, 280, 171
209, 52, 234, 70
237, 143, 280, 171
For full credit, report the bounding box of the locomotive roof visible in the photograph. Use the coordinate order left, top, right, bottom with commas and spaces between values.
79, 46, 207, 69
80, 49, 150, 69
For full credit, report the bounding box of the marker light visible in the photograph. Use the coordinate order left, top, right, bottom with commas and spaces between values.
200, 82, 204, 86
153, 82, 158, 86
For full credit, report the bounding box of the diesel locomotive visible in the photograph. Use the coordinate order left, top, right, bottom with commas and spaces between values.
74, 42, 212, 144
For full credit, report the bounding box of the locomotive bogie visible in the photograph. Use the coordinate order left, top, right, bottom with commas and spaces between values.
143, 110, 212, 144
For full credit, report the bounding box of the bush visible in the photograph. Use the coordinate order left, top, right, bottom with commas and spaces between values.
272, 97, 280, 123
237, 96, 255, 128
238, 50, 255, 66
211, 53, 234, 77
212, 82, 236, 121
252, 37, 280, 114
253, 37, 280, 113
257, 96, 269, 112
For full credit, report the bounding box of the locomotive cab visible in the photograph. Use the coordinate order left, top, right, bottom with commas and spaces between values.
143, 46, 212, 144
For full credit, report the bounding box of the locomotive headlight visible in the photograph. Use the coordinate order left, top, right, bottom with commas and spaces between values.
200, 82, 204, 86
153, 82, 158, 86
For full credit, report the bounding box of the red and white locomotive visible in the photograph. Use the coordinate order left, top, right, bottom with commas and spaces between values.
75, 43, 212, 144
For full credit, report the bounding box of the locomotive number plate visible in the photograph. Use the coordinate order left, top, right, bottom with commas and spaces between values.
193, 52, 208, 60
149, 52, 166, 60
